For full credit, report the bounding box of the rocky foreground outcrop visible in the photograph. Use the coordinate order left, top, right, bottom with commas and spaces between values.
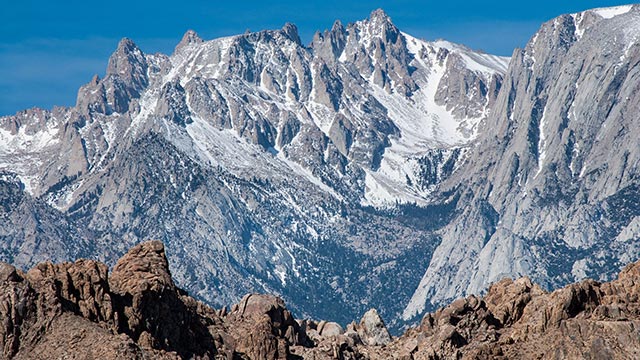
2, 241, 640, 359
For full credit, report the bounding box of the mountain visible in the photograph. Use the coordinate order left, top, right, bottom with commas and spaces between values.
1, 4, 639, 331
403, 4, 640, 321
0, 9, 508, 330
3, 240, 640, 359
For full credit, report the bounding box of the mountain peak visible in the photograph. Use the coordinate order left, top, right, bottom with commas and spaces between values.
181, 29, 203, 45
107, 37, 145, 77
281, 22, 302, 45
100, 36, 149, 112
175, 29, 204, 53
359, 8, 400, 43
89, 74, 100, 86
331, 19, 345, 33
369, 8, 392, 24
115, 37, 139, 53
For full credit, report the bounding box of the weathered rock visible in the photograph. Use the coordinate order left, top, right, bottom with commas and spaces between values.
15, 314, 180, 360
0, 262, 19, 283
109, 240, 174, 295
109, 241, 219, 358
26, 259, 114, 324
483, 277, 543, 326
1, 241, 227, 359
318, 321, 344, 337
358, 309, 391, 346
227, 293, 310, 359
396, 263, 640, 360
0, 263, 32, 359
5, 241, 640, 359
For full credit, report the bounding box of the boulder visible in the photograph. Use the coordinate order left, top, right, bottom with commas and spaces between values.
358, 308, 391, 346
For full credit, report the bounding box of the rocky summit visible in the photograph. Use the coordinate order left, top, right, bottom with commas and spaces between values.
2, 240, 640, 359
1, 5, 640, 333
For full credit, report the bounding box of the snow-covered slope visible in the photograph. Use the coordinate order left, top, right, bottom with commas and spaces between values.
362, 33, 508, 205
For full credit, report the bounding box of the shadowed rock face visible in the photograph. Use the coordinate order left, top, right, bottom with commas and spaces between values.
0, 241, 223, 359
3, 240, 640, 359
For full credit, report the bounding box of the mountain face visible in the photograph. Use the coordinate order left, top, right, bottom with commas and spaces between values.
4, 240, 640, 359
403, 4, 640, 321
0, 5, 639, 331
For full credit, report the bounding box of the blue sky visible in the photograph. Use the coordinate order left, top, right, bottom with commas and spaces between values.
0, 1, 634, 116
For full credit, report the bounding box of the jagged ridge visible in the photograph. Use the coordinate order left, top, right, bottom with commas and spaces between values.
3, 240, 640, 359
0, 9, 508, 332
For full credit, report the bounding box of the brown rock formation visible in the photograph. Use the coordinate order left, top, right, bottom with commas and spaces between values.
0, 241, 218, 359
2, 240, 640, 359
373, 263, 640, 360
226, 294, 309, 359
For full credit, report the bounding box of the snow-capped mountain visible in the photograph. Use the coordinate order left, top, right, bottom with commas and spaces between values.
1, 5, 639, 331
0, 9, 507, 330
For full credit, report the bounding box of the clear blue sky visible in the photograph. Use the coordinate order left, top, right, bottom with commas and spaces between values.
0, 1, 634, 116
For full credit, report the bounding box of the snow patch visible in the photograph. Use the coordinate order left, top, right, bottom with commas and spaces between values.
404, 33, 510, 75
431, 39, 510, 74
592, 5, 633, 19
274, 265, 287, 286
16, 175, 37, 195
616, 217, 640, 242
572, 13, 586, 40
535, 108, 549, 177
0, 124, 60, 154
571, 259, 589, 280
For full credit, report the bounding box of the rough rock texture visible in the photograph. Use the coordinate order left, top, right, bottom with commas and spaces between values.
3, 244, 196, 359
4, 241, 640, 359
365, 261, 640, 359
107, 241, 221, 357
358, 309, 391, 346
225, 293, 309, 359
404, 4, 640, 322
